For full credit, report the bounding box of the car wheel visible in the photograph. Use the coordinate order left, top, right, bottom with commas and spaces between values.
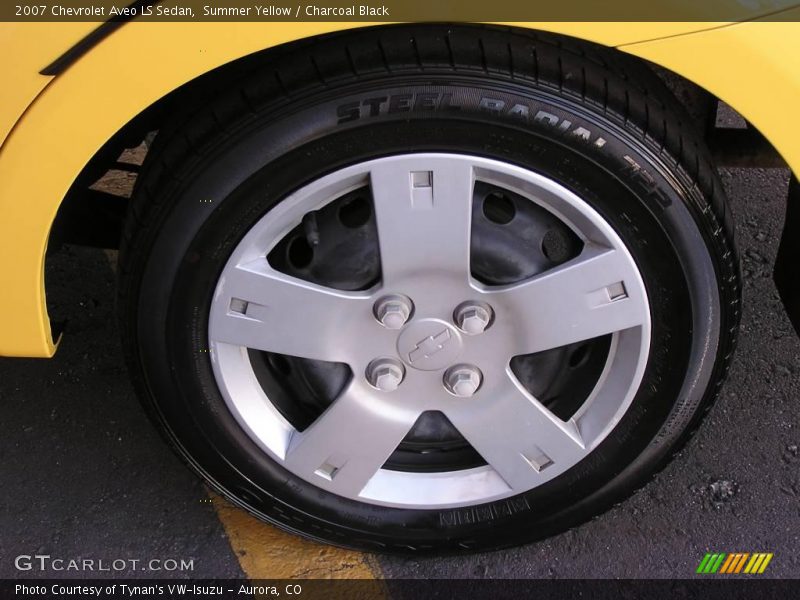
119, 25, 740, 554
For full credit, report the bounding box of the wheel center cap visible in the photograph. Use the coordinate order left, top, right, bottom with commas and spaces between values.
397, 319, 463, 371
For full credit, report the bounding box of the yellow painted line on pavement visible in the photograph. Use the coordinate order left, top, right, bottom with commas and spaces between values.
210, 492, 386, 585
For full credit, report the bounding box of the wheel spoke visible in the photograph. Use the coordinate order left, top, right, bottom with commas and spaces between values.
446, 371, 586, 491
487, 245, 649, 355
208, 259, 371, 362
369, 157, 475, 285
283, 381, 420, 497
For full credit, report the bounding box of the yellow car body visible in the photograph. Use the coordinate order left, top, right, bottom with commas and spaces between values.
1, 14, 799, 357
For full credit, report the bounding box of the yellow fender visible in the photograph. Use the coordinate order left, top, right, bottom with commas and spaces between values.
1, 17, 798, 356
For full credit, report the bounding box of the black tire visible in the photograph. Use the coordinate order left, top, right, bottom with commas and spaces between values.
119, 24, 739, 554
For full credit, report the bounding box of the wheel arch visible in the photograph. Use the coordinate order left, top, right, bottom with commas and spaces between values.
1, 20, 797, 357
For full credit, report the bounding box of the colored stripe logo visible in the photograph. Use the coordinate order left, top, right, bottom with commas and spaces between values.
696, 552, 773, 574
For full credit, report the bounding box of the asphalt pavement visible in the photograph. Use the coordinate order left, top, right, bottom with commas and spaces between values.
0, 166, 797, 580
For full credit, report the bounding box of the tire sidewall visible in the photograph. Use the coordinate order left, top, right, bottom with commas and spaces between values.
130, 76, 722, 551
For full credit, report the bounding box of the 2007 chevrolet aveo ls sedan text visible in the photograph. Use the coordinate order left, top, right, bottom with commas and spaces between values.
2, 7, 800, 553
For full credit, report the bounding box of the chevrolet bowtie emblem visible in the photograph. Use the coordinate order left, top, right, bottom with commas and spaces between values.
408, 329, 452, 363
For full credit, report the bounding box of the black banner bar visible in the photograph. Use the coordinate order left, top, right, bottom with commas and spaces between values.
4, 579, 800, 600
4, 0, 800, 22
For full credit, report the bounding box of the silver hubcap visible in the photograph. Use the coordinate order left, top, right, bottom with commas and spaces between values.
208, 154, 651, 508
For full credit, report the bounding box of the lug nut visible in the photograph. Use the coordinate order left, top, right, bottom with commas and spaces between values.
454, 302, 493, 335
374, 295, 413, 329
443, 364, 483, 397
366, 358, 405, 392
